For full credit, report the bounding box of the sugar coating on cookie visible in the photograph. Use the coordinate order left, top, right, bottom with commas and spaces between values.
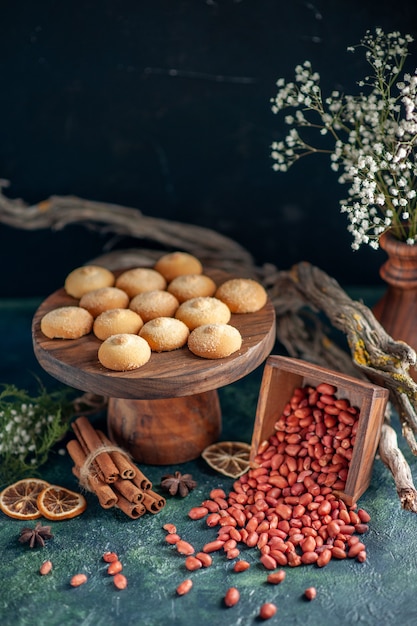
40, 306, 94, 339
188, 323, 242, 359
115, 267, 167, 298
98, 333, 151, 371
93, 308, 144, 341
175, 296, 231, 330
139, 317, 190, 352
79, 287, 130, 318
167, 274, 217, 303
129, 290, 179, 322
215, 278, 268, 313
154, 251, 203, 282
64, 265, 115, 298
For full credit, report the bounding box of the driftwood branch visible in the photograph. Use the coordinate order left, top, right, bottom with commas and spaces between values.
0, 181, 255, 276
1, 185, 416, 510
379, 422, 417, 511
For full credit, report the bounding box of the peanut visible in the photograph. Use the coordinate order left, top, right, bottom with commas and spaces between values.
176, 540, 195, 555
39, 560, 52, 576
266, 569, 286, 584
185, 556, 203, 571
107, 560, 123, 575
113, 573, 128, 590
259, 602, 277, 619
233, 560, 250, 572
162, 523, 177, 534
188, 506, 209, 520
202, 539, 225, 553
195, 552, 212, 567
70, 573, 88, 587
176, 579, 193, 596
102, 551, 119, 563
304, 586, 317, 601
224, 587, 240, 607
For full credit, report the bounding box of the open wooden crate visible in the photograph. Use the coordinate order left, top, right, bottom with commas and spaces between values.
250, 355, 389, 505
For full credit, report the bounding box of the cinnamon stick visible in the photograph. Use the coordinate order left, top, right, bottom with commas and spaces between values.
113, 477, 144, 504
67, 439, 118, 509
131, 468, 153, 491
142, 489, 166, 514
116, 494, 146, 519
97, 430, 136, 479
72, 416, 119, 483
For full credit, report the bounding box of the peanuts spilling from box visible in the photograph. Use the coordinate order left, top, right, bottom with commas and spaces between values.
183, 356, 389, 572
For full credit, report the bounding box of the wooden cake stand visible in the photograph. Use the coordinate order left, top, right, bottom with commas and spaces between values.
32, 269, 276, 465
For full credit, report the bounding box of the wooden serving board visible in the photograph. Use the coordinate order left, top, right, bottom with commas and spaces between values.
32, 269, 276, 400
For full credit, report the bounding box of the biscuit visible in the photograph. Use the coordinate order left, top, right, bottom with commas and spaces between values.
154, 251, 203, 282
175, 297, 231, 330
139, 317, 190, 352
98, 333, 151, 371
115, 267, 167, 297
215, 278, 267, 313
79, 287, 130, 318
93, 308, 144, 341
40, 306, 94, 339
129, 290, 179, 322
64, 265, 115, 298
188, 323, 242, 359
167, 274, 217, 303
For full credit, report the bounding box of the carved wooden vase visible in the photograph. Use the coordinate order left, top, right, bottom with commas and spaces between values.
372, 230, 417, 378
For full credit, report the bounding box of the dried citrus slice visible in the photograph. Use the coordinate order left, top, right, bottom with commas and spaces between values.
201, 441, 251, 478
0, 478, 50, 520
37, 485, 87, 520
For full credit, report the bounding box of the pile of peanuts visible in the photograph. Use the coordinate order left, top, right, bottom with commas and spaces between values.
185, 382, 370, 569
162, 382, 370, 617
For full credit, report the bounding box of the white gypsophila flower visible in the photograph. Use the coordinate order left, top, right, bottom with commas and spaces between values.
270, 28, 417, 250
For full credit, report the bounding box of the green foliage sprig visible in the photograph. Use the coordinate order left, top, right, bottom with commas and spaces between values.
0, 383, 74, 487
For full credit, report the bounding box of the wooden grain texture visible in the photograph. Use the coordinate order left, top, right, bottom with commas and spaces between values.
32, 269, 276, 399
250, 355, 389, 505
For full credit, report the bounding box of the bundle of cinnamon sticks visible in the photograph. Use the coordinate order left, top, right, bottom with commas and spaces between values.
66, 416, 165, 519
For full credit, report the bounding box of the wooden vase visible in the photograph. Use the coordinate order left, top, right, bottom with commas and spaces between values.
372, 230, 417, 377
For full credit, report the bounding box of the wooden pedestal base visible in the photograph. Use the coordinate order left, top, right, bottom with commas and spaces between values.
107, 391, 222, 465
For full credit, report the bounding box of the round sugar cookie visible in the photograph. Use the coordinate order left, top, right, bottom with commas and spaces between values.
79, 287, 130, 317
98, 334, 151, 371
129, 290, 179, 322
93, 308, 144, 341
215, 278, 268, 313
40, 306, 94, 339
167, 274, 217, 303
115, 267, 167, 297
188, 324, 242, 359
139, 317, 190, 352
64, 265, 115, 298
154, 251, 203, 282
175, 296, 231, 330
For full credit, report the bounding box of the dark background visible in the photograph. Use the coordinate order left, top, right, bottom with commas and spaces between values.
1, 0, 417, 297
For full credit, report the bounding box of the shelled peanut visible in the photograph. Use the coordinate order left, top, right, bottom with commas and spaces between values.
187, 382, 370, 569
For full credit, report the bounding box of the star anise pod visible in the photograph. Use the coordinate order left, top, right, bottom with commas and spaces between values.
160, 471, 197, 497
18, 522, 53, 548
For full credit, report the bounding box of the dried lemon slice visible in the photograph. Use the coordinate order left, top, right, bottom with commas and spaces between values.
0, 478, 50, 520
37, 485, 87, 521
201, 441, 251, 478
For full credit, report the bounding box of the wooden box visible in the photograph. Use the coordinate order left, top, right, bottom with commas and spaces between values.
250, 355, 389, 505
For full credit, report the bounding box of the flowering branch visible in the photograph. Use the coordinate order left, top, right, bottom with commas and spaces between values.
270, 28, 417, 250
